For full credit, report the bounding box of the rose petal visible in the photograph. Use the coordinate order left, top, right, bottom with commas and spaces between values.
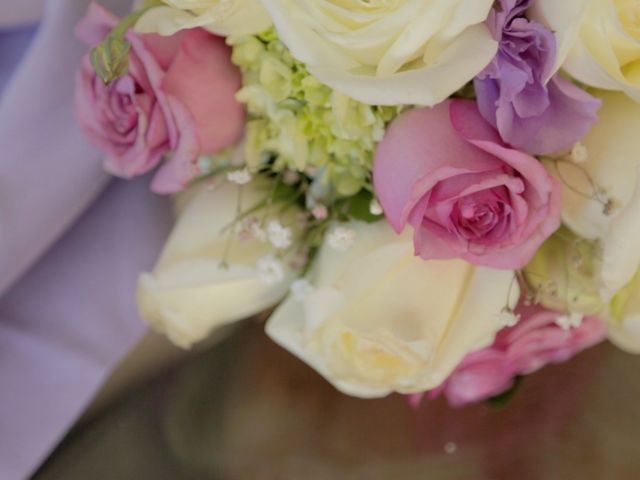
161, 29, 244, 154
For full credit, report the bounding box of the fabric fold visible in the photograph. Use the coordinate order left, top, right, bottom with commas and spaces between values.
0, 0, 45, 29
0, 0, 130, 297
0, 178, 172, 479
0, 1, 176, 478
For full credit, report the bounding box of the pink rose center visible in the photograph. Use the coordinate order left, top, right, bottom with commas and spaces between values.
94, 75, 145, 144
452, 189, 512, 242
421, 171, 526, 249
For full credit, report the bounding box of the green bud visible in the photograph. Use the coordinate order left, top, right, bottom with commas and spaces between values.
89, 7, 152, 85
331, 169, 365, 197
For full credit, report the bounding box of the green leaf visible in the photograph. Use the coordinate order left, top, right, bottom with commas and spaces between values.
346, 190, 383, 223
306, 220, 332, 249
486, 376, 524, 409
271, 182, 299, 202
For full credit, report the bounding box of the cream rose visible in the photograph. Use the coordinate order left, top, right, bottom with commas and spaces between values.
138, 180, 297, 349
608, 270, 640, 353
533, 0, 640, 101
545, 92, 640, 299
266, 221, 518, 398
135, 0, 271, 36
260, 0, 497, 106
549, 91, 640, 353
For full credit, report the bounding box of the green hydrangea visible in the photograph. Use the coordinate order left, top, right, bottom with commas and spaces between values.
228, 30, 403, 197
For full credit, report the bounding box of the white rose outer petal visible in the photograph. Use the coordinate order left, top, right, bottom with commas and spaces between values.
601, 167, 640, 300
261, 0, 497, 106
266, 221, 517, 398
546, 93, 640, 303
608, 314, 640, 355
550, 93, 640, 241
135, 1, 272, 36
137, 181, 295, 349
290, 278, 315, 302
532, 0, 640, 99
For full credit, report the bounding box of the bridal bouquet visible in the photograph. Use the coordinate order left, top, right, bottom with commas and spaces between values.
74, 0, 640, 406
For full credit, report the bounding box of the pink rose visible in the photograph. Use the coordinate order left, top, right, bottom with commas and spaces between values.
373, 99, 562, 269
420, 304, 606, 408
75, 3, 244, 193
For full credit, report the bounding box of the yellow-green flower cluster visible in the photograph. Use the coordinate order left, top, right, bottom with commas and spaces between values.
228, 30, 403, 197
523, 227, 605, 315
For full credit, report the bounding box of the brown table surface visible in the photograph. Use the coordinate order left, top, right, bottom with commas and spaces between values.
34, 321, 640, 480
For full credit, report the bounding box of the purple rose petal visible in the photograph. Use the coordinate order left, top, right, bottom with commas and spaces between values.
474, 0, 601, 155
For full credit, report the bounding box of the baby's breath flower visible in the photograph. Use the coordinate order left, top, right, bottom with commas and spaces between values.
496, 309, 521, 328
226, 167, 252, 185
556, 312, 584, 331
250, 223, 267, 242
311, 204, 328, 220
239, 217, 267, 242
256, 254, 285, 285
267, 220, 293, 249
327, 226, 356, 252
569, 142, 589, 164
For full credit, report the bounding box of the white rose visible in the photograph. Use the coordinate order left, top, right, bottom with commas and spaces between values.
266, 221, 518, 398
138, 181, 297, 349
260, 0, 497, 106
135, 0, 271, 36
546, 92, 640, 299
532, 0, 640, 101
608, 270, 640, 353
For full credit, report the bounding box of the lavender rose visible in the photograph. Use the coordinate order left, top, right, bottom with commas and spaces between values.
474, 0, 601, 156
